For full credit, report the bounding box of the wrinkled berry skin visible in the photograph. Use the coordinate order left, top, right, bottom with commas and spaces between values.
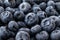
41, 18, 55, 32
0, 6, 4, 14
25, 13, 39, 26
17, 21, 26, 28
19, 2, 31, 12
45, 6, 59, 16
5, 7, 15, 13
8, 21, 19, 32
14, 11, 25, 21
15, 31, 30, 40
31, 24, 41, 34
39, 2, 46, 10
19, 28, 30, 33
32, 5, 41, 13
4, 0, 16, 7
37, 11, 47, 20
36, 31, 49, 40
0, 11, 13, 23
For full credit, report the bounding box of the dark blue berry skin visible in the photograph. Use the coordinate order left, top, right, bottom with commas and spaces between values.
31, 37, 36, 40
19, 28, 30, 33
15, 31, 30, 40
49, 16, 59, 22
14, 11, 25, 21
7, 38, 14, 40
0, 0, 4, 6
31, 24, 41, 34
5, 7, 15, 13
37, 11, 47, 20
51, 30, 60, 40
0, 11, 13, 23
39, 2, 46, 10
36, 31, 49, 40
4, 0, 16, 7
15, 0, 22, 6
25, 13, 39, 26
8, 21, 19, 32
0, 6, 4, 14
0, 26, 8, 39
32, 5, 41, 13
50, 0, 60, 2
41, 18, 55, 32
19, 2, 31, 12
47, 0, 55, 8
45, 6, 59, 16
17, 21, 26, 28
55, 2, 60, 11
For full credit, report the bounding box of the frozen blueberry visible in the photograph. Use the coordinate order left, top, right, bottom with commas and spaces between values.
15, 31, 30, 40
49, 16, 59, 22
0, 0, 4, 6
39, 2, 46, 10
36, 31, 49, 40
14, 11, 25, 21
31, 24, 41, 34
41, 18, 55, 32
32, 5, 41, 13
0, 6, 4, 14
19, 28, 30, 33
25, 13, 39, 26
4, 0, 16, 7
0, 11, 13, 23
0, 26, 8, 39
47, 0, 55, 7
17, 21, 26, 27
45, 6, 59, 16
5, 7, 15, 13
19, 2, 31, 12
51, 30, 60, 40
55, 2, 60, 11
37, 11, 47, 20
8, 21, 19, 32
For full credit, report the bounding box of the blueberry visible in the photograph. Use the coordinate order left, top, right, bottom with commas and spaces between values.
41, 18, 55, 32
0, 6, 4, 14
51, 30, 60, 40
0, 26, 8, 39
19, 28, 30, 33
32, 5, 41, 13
14, 11, 25, 21
39, 2, 46, 10
50, 0, 60, 2
45, 6, 59, 16
25, 13, 39, 26
0, 11, 13, 23
5, 7, 15, 13
36, 31, 49, 40
19, 2, 31, 12
17, 21, 26, 27
47, 0, 55, 7
0, 0, 4, 6
37, 11, 47, 20
31, 24, 41, 34
15, 31, 30, 40
55, 2, 60, 11
8, 21, 19, 32
49, 16, 59, 22
4, 0, 16, 7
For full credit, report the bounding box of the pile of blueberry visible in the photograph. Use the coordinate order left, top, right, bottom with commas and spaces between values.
0, 0, 60, 40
